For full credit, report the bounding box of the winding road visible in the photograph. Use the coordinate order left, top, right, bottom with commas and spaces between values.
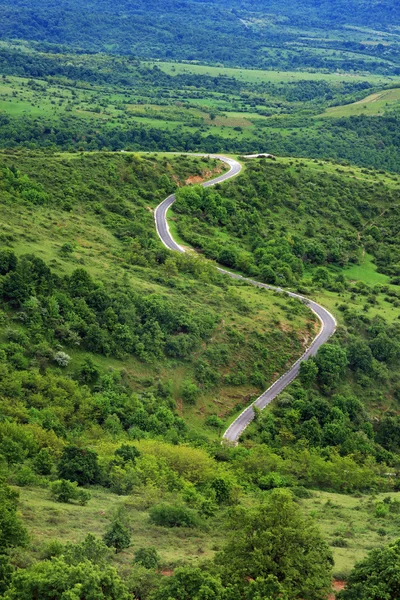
154, 155, 337, 443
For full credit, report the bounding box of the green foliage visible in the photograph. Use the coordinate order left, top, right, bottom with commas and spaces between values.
50, 480, 91, 506
0, 554, 13, 595
57, 446, 100, 486
315, 345, 348, 391
32, 448, 53, 476
299, 359, 319, 388
149, 504, 199, 528
0, 481, 28, 550
133, 547, 161, 570
151, 567, 224, 600
103, 519, 131, 553
338, 539, 400, 600
2, 556, 130, 600
114, 444, 141, 465
63, 534, 112, 566
216, 489, 333, 600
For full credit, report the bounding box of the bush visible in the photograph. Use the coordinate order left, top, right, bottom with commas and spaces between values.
149, 504, 199, 528
205, 415, 224, 429
291, 486, 314, 499
133, 546, 161, 569
50, 480, 91, 505
53, 351, 71, 367
103, 519, 131, 553
114, 444, 141, 464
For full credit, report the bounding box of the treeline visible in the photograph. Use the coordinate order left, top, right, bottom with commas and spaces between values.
0, 111, 399, 174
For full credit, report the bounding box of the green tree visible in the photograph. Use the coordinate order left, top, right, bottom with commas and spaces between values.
347, 340, 373, 372
299, 359, 319, 388
0, 554, 13, 595
370, 333, 399, 363
134, 547, 161, 570
114, 444, 141, 464
0, 482, 28, 550
63, 534, 112, 566
50, 480, 91, 505
338, 538, 400, 600
151, 567, 224, 600
57, 446, 100, 486
216, 489, 333, 600
149, 504, 198, 528
32, 448, 53, 475
0, 249, 17, 275
315, 344, 348, 391
103, 519, 131, 553
3, 556, 130, 600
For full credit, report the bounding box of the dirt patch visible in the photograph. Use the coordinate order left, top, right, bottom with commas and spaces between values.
186, 175, 207, 185
328, 580, 346, 599
185, 167, 224, 186
160, 569, 174, 577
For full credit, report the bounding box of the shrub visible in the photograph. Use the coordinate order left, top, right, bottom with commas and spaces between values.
149, 504, 199, 528
50, 480, 91, 505
205, 415, 224, 429
103, 519, 131, 553
114, 444, 141, 464
133, 546, 161, 569
53, 351, 71, 367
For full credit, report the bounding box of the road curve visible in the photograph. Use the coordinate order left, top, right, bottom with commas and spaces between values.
154, 154, 337, 443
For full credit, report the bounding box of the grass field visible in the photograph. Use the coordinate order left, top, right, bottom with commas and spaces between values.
321, 87, 400, 118
301, 490, 400, 578
16, 485, 225, 570
146, 61, 400, 85
15, 483, 400, 578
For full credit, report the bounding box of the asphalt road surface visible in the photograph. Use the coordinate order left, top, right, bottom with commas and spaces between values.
154, 155, 337, 443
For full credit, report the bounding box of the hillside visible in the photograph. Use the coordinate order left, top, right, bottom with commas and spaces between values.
0, 151, 316, 438
1, 0, 400, 597
0, 0, 399, 73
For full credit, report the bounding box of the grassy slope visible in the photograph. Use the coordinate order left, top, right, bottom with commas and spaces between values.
0, 150, 314, 435
147, 60, 400, 85
320, 87, 400, 118
15, 483, 400, 577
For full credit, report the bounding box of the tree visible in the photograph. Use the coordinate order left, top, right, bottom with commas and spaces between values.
216, 489, 333, 600
370, 333, 399, 363
32, 448, 53, 475
3, 556, 130, 600
299, 359, 318, 388
338, 539, 400, 600
114, 444, 141, 464
53, 351, 71, 367
0, 554, 13, 595
134, 547, 161, 570
63, 534, 112, 566
50, 480, 91, 505
347, 340, 373, 372
103, 519, 131, 553
57, 446, 100, 486
151, 567, 224, 600
149, 504, 198, 528
0, 249, 17, 275
315, 344, 348, 391
1, 271, 31, 307
0, 482, 28, 551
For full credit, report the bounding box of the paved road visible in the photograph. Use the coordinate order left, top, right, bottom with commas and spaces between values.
154, 155, 337, 443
